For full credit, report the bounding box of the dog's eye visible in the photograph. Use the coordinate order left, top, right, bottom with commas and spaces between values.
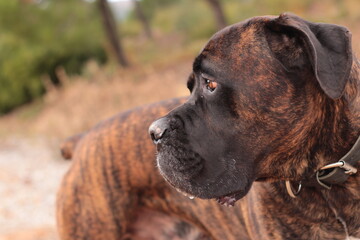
205, 79, 217, 92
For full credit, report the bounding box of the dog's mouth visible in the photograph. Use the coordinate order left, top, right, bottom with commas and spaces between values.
172, 184, 245, 207
158, 158, 246, 207
215, 193, 242, 207
156, 140, 252, 207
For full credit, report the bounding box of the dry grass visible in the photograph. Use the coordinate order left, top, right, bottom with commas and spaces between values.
0, 59, 193, 140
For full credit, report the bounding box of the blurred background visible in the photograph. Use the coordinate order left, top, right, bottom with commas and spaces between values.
0, 0, 359, 239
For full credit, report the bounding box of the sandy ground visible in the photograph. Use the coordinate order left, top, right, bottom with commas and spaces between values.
0, 137, 70, 240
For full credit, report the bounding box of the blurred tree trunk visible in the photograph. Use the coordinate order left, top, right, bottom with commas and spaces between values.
97, 0, 129, 67
132, 0, 152, 39
204, 0, 227, 30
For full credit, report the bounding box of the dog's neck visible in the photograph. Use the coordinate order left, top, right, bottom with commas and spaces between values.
343, 57, 360, 128
336, 57, 360, 168
316, 57, 360, 170
297, 58, 360, 235
311, 59, 360, 189
273, 58, 360, 231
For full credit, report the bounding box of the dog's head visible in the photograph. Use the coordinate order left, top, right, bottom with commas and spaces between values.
149, 13, 353, 205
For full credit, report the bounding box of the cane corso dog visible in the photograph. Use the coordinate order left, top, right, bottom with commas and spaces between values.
57, 13, 360, 239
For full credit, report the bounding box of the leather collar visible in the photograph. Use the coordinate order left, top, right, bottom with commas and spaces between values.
316, 135, 360, 188
286, 135, 360, 198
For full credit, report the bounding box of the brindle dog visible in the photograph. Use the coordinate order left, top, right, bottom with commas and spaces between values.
57, 13, 360, 239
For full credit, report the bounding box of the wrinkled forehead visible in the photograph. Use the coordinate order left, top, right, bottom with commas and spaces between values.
193, 15, 277, 73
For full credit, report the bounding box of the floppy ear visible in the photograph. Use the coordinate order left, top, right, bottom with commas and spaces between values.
266, 13, 353, 99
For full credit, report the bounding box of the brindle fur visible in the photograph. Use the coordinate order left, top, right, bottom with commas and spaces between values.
57, 13, 360, 240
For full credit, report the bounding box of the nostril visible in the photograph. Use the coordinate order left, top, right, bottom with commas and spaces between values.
149, 118, 169, 144
150, 127, 166, 144
150, 132, 156, 142
151, 128, 167, 143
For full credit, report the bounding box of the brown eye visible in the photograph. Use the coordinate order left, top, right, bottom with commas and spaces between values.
206, 79, 217, 92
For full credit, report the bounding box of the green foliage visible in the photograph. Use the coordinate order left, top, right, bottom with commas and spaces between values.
138, 0, 177, 20
0, 0, 106, 114
123, 0, 177, 37
123, 0, 217, 41
174, 0, 216, 40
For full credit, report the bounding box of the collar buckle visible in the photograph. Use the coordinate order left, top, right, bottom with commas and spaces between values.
320, 160, 357, 175
339, 161, 357, 175
315, 160, 358, 190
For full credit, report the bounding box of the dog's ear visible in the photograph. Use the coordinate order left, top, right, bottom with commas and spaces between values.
266, 13, 353, 99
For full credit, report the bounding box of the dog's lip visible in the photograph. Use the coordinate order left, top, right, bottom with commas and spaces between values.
175, 188, 196, 199
174, 185, 245, 207
215, 191, 244, 207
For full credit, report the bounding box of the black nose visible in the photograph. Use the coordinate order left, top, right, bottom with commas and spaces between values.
149, 118, 169, 144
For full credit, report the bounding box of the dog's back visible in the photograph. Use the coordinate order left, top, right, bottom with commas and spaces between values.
56, 97, 211, 240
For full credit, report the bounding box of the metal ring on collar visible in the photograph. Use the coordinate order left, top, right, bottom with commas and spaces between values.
316, 171, 332, 190
285, 181, 302, 198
